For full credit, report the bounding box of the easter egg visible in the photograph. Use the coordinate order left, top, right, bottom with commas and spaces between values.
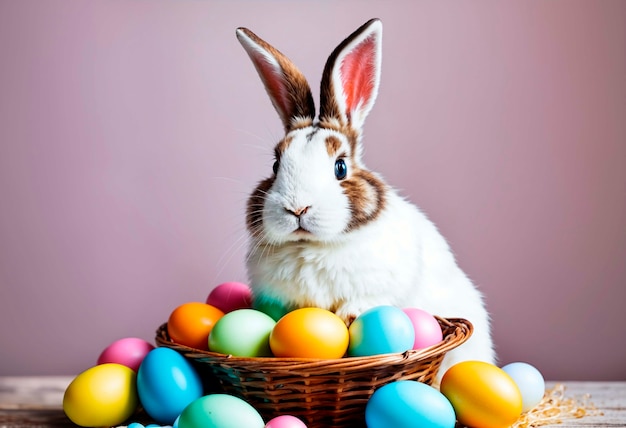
348, 306, 414, 357
502, 362, 546, 412
137, 347, 203, 424
270, 308, 349, 358
97, 337, 155, 372
206, 282, 253, 313
209, 309, 276, 357
167, 302, 224, 350
252, 294, 293, 321
128, 424, 163, 428
177, 394, 265, 428
440, 361, 523, 428
365, 380, 455, 428
402, 308, 443, 350
265, 415, 308, 428
63, 363, 138, 427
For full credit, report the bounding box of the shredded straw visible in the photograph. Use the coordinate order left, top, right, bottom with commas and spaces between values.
511, 383, 602, 427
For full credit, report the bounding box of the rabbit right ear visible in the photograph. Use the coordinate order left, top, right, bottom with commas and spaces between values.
319, 19, 382, 134
236, 27, 316, 132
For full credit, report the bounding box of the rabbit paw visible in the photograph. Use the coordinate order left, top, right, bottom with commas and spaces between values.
335, 302, 370, 327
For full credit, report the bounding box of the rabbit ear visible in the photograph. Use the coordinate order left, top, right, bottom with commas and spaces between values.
236, 27, 316, 131
319, 19, 382, 133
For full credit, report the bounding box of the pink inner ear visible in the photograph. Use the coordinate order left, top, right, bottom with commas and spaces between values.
254, 54, 290, 120
339, 35, 377, 115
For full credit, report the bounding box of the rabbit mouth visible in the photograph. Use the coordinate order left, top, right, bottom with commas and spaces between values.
293, 226, 312, 236
290, 218, 314, 237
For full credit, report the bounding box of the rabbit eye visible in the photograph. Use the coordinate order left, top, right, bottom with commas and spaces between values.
334, 158, 348, 180
272, 160, 279, 175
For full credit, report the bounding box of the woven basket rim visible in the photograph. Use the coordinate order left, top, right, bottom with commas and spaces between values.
155, 316, 472, 368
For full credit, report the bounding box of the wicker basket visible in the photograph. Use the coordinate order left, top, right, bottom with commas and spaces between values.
155, 317, 472, 428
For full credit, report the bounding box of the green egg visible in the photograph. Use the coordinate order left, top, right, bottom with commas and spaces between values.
177, 394, 265, 428
208, 309, 275, 357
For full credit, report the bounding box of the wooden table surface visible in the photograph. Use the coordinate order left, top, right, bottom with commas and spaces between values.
0, 377, 624, 427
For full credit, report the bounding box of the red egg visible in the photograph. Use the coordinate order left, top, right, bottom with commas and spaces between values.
206, 282, 253, 313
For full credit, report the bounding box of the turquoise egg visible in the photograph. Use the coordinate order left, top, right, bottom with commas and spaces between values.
252, 294, 292, 321
366, 381, 456, 428
137, 348, 203, 424
177, 394, 265, 428
208, 309, 276, 357
348, 306, 415, 356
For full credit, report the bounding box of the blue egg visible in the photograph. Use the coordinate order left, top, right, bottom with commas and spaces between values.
502, 362, 545, 412
177, 394, 265, 428
137, 348, 203, 424
366, 381, 456, 428
348, 306, 415, 356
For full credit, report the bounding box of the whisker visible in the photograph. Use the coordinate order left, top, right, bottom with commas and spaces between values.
210, 176, 247, 186
213, 230, 250, 282
235, 127, 274, 147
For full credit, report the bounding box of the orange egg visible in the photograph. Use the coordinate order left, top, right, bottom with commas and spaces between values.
269, 308, 349, 358
167, 302, 224, 350
440, 361, 523, 428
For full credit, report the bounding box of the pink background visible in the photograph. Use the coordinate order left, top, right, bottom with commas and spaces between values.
1, 1, 624, 380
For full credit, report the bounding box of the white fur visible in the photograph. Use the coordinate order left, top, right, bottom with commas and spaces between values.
262, 128, 354, 243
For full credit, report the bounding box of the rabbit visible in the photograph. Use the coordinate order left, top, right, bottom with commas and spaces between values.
236, 18, 495, 377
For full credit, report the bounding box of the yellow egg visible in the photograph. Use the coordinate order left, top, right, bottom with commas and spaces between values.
269, 308, 349, 358
440, 361, 523, 428
63, 363, 138, 427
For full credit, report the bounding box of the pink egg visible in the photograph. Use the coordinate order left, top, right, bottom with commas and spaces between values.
265, 415, 308, 428
97, 337, 154, 372
206, 282, 253, 313
402, 308, 443, 350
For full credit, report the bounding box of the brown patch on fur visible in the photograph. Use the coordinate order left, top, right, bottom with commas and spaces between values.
341, 169, 387, 231
318, 120, 360, 154
290, 117, 314, 130
319, 77, 341, 126
246, 177, 274, 236
325, 135, 343, 157
318, 119, 345, 136
274, 135, 293, 160
316, 121, 384, 231
344, 314, 357, 327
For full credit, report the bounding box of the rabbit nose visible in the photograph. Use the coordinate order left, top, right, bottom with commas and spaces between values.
286, 206, 311, 217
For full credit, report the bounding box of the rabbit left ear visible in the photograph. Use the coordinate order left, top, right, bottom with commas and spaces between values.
319, 19, 383, 133
237, 27, 316, 132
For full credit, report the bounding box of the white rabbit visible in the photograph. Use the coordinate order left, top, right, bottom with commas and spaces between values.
236, 18, 495, 376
